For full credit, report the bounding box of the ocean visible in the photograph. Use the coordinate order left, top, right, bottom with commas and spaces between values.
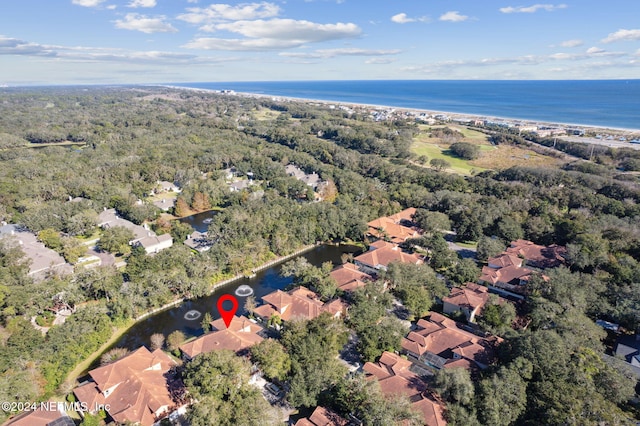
170, 80, 640, 131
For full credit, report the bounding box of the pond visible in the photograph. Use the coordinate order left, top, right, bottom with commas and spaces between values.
112, 244, 361, 351
178, 210, 219, 233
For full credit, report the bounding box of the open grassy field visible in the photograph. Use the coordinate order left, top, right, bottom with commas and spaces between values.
412, 124, 564, 174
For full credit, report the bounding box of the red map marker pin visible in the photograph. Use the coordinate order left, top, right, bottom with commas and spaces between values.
217, 294, 238, 329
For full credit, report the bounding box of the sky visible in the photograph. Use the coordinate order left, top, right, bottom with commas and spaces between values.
1, 0, 639, 84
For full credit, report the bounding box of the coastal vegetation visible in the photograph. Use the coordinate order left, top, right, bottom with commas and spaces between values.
0, 86, 639, 424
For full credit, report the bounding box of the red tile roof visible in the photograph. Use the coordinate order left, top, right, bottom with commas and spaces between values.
74, 347, 177, 426
4, 404, 73, 426
330, 263, 372, 292
363, 352, 446, 426
254, 286, 346, 322
401, 313, 500, 370
179, 315, 264, 359
294, 407, 348, 426
442, 283, 490, 314
354, 242, 422, 270
487, 254, 522, 269
367, 217, 420, 244
505, 239, 566, 269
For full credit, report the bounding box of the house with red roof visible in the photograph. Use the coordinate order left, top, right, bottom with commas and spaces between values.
294, 406, 348, 426
367, 208, 420, 244
73, 346, 182, 426
4, 403, 74, 426
354, 241, 423, 275
505, 239, 566, 269
179, 315, 265, 360
363, 351, 447, 426
442, 283, 493, 323
253, 286, 347, 322
329, 263, 373, 293
401, 312, 501, 371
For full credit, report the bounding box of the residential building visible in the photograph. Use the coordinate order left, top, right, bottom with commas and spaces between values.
354, 241, 423, 275
155, 180, 181, 194
505, 239, 566, 269
136, 233, 173, 254
402, 312, 500, 371
442, 283, 492, 323
4, 403, 74, 426
184, 231, 213, 252
74, 346, 181, 426
486, 253, 523, 269
479, 265, 539, 298
329, 263, 372, 293
367, 209, 420, 244
363, 351, 446, 426
285, 164, 323, 189
98, 209, 172, 254
97, 208, 149, 242
294, 407, 348, 426
253, 286, 347, 322
179, 315, 264, 360
0, 224, 72, 278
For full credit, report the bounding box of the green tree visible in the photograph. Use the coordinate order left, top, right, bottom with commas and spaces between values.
38, 228, 62, 251
250, 338, 291, 381
449, 142, 480, 160
476, 359, 531, 426
357, 316, 409, 362
166, 330, 186, 353
61, 236, 87, 264
477, 297, 516, 334
444, 258, 480, 285
476, 236, 505, 261
201, 312, 212, 333
97, 226, 135, 255
430, 158, 450, 171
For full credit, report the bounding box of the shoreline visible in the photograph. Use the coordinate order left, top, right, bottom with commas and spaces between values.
159, 84, 640, 135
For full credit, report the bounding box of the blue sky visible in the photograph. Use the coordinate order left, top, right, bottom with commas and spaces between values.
1, 0, 639, 84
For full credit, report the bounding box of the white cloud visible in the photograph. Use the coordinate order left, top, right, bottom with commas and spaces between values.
183, 37, 300, 50
106, 4, 117, 9
177, 2, 280, 25
586, 46, 605, 54
390, 13, 429, 24
559, 39, 583, 48
280, 48, 401, 59
212, 19, 360, 42
114, 14, 178, 33
499, 4, 567, 13
0, 36, 58, 56
184, 19, 361, 51
439, 11, 469, 22
602, 29, 640, 43
391, 13, 413, 24
0, 35, 244, 67
365, 58, 395, 64
71, 0, 106, 7
128, 0, 157, 8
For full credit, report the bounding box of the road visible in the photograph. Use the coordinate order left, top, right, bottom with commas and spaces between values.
559, 136, 640, 150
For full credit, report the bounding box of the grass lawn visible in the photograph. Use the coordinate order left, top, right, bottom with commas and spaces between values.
412, 142, 487, 175
412, 125, 564, 174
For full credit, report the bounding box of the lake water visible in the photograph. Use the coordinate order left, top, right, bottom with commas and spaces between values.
179, 210, 219, 233
112, 244, 361, 351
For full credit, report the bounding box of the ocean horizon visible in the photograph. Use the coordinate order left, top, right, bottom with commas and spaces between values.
169, 80, 640, 131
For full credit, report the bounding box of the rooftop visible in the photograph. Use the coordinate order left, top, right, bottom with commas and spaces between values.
74, 346, 178, 426
363, 351, 446, 426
